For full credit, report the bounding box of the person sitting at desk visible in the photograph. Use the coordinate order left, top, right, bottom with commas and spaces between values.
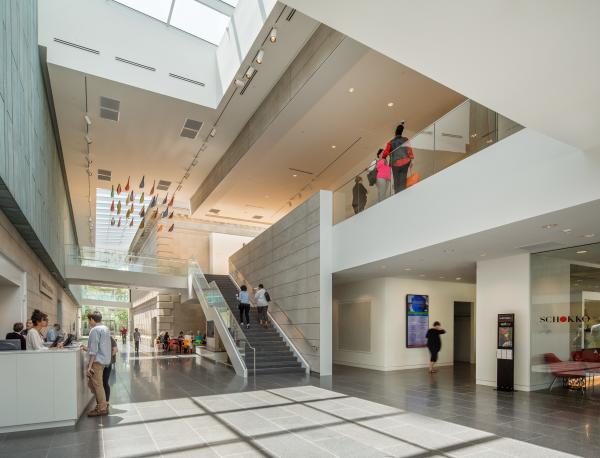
6, 322, 26, 350
26, 310, 62, 350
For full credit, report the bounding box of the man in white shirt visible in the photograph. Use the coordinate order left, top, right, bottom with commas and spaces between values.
84, 311, 112, 416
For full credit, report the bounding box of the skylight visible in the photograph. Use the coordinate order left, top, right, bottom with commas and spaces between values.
114, 0, 233, 45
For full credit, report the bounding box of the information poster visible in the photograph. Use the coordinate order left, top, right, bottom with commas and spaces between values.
497, 314, 514, 350
406, 294, 429, 348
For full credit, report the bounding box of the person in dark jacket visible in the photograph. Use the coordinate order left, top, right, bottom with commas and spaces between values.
426, 321, 446, 373
382, 122, 414, 194
6, 322, 26, 350
351, 176, 368, 214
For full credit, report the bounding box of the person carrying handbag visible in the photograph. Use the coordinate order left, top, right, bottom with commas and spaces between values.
382, 122, 414, 194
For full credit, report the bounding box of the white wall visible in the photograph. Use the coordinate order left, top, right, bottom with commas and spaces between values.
333, 277, 475, 371
283, 0, 600, 154
332, 129, 600, 273
476, 254, 531, 390
209, 233, 253, 275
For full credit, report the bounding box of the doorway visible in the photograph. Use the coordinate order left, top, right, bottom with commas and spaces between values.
454, 301, 472, 363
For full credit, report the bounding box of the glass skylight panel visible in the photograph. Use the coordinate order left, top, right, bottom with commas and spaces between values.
170, 0, 231, 44
220, 0, 239, 6
114, 0, 173, 22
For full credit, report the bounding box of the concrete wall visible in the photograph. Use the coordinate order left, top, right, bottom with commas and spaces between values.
0, 0, 76, 277
0, 209, 78, 338
230, 191, 333, 374
333, 277, 475, 371
476, 254, 531, 391
209, 233, 253, 275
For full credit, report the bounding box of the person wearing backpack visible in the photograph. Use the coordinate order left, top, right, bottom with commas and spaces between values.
382, 122, 414, 194
375, 149, 391, 202
254, 284, 270, 328
351, 176, 368, 214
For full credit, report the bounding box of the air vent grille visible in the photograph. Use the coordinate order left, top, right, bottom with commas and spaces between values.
157, 180, 171, 191
99, 96, 120, 122
252, 215, 263, 220
180, 118, 203, 139
169, 73, 205, 87
115, 56, 156, 72
53, 38, 99, 54
208, 208, 221, 214
97, 169, 112, 181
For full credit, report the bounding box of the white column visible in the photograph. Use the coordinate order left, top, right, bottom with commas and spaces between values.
319, 191, 333, 376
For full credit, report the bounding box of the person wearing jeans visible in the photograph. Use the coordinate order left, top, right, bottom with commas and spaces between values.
237, 285, 250, 328
375, 149, 391, 202
84, 311, 112, 416
133, 328, 141, 353
382, 122, 414, 194
255, 284, 269, 328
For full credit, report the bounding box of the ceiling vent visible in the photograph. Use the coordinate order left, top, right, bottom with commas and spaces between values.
99, 96, 120, 122
180, 118, 203, 139
518, 241, 565, 253
286, 8, 296, 21
115, 56, 156, 72
208, 208, 221, 214
252, 215, 263, 220
169, 73, 205, 87
156, 180, 171, 191
97, 169, 112, 181
53, 38, 99, 54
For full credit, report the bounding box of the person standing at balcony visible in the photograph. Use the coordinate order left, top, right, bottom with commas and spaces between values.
375, 149, 391, 202
351, 176, 368, 214
237, 285, 251, 329
383, 122, 414, 194
426, 321, 446, 373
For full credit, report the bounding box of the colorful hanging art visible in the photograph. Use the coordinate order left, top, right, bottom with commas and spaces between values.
168, 194, 175, 207
125, 176, 130, 192
152, 208, 159, 219
117, 201, 122, 215
149, 180, 155, 196
139, 206, 145, 218
117, 183, 122, 194
157, 224, 164, 232
140, 219, 145, 229
129, 190, 134, 203
129, 218, 134, 227
110, 217, 115, 226
168, 211, 174, 219
117, 217, 122, 227
161, 207, 169, 218
162, 194, 168, 205
148, 195, 156, 208
126, 193, 130, 205
139, 176, 145, 189
168, 224, 174, 232
110, 200, 115, 213
140, 192, 144, 204
111, 185, 115, 198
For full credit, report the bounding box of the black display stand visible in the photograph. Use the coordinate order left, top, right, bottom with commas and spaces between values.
497, 313, 515, 392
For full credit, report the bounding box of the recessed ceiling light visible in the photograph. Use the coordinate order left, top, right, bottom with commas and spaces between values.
439, 276, 445, 279
292, 174, 297, 177
480, 253, 487, 257
562, 228, 572, 233
456, 277, 462, 281
331, 145, 336, 149
387, 102, 394, 107
486, 139, 494, 144
348, 87, 355, 93
404, 268, 412, 271
542, 224, 558, 229
269, 27, 277, 43
255, 49, 264, 64
583, 234, 596, 238
576, 250, 588, 254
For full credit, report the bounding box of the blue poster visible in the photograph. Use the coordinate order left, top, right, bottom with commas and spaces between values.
406, 294, 429, 348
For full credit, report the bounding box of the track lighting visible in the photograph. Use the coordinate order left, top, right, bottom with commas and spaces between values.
84, 114, 92, 126
210, 127, 217, 137
269, 27, 277, 43
85, 134, 92, 144
234, 79, 245, 88
245, 66, 256, 79
255, 49, 264, 64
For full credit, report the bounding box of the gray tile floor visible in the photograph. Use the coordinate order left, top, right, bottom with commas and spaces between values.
0, 344, 595, 457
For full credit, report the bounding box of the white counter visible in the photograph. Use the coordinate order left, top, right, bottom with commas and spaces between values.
0, 347, 94, 432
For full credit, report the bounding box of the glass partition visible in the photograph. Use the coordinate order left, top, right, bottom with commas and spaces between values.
332, 100, 523, 224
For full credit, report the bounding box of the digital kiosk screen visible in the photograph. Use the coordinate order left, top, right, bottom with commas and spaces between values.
497, 314, 514, 349
406, 294, 429, 348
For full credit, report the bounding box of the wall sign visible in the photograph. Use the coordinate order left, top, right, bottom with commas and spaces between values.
39, 273, 54, 300
406, 294, 429, 348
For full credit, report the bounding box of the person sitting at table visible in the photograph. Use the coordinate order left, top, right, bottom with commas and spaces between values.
177, 331, 184, 353
27, 310, 62, 350
6, 322, 26, 350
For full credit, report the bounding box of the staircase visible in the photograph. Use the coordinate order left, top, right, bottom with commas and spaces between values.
205, 275, 306, 375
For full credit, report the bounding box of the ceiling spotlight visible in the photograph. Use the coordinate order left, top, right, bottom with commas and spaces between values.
348, 87, 355, 93
486, 139, 494, 144
404, 268, 412, 271
245, 66, 256, 79
269, 27, 277, 43
84, 114, 92, 126
331, 145, 336, 149
562, 228, 573, 233
210, 127, 217, 137
292, 174, 297, 177
184, 172, 190, 179
542, 224, 558, 229
456, 277, 462, 281
480, 253, 487, 257
576, 250, 588, 254
85, 134, 92, 144
583, 234, 596, 238
255, 49, 264, 64
234, 79, 245, 88
191, 159, 198, 166
387, 102, 394, 107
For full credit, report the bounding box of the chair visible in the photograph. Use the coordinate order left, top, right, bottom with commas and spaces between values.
544, 353, 565, 391
168, 339, 179, 353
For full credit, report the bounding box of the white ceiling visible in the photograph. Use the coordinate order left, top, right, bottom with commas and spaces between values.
333, 199, 600, 286
195, 39, 465, 224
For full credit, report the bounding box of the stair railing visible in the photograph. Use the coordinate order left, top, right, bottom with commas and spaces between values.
229, 269, 311, 374
189, 262, 254, 377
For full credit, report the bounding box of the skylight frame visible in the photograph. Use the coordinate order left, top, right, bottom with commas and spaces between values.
113, 0, 234, 46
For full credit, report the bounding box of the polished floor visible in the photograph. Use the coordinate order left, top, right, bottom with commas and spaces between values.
0, 344, 596, 457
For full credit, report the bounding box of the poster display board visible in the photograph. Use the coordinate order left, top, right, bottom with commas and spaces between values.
406, 294, 429, 348
497, 313, 515, 391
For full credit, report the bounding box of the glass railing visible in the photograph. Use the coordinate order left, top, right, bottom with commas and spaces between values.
81, 285, 130, 302
66, 245, 189, 276
189, 262, 255, 376
332, 100, 523, 224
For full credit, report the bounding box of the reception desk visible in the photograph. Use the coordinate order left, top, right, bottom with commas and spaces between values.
0, 347, 94, 432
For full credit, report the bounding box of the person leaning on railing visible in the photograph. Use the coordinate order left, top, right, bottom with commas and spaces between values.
382, 122, 414, 194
